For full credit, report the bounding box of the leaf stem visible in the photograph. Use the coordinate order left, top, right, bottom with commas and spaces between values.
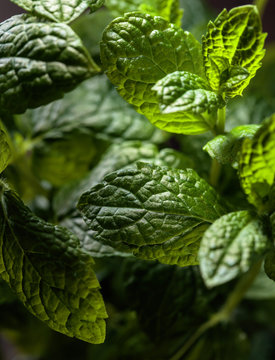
216, 106, 226, 134
209, 159, 221, 188
170, 259, 262, 360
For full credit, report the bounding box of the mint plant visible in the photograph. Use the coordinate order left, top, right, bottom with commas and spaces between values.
0, 0, 275, 359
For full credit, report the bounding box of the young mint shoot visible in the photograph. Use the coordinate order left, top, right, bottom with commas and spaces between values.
0, 0, 275, 358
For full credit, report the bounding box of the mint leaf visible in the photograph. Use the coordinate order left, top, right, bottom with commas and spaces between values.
105, 0, 141, 17
55, 142, 192, 258
202, 5, 266, 97
0, 182, 107, 343
199, 211, 268, 287
0, 14, 98, 114
60, 211, 132, 258
204, 125, 260, 168
153, 71, 225, 134
10, 0, 104, 23
239, 114, 275, 212
0, 128, 12, 174
100, 12, 205, 134
20, 75, 167, 144
78, 162, 227, 266
139, 0, 183, 27
32, 132, 97, 187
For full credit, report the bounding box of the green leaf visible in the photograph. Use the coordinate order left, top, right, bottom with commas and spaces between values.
199, 211, 269, 287
204, 125, 260, 168
239, 114, 275, 212
0, 127, 12, 174
139, 0, 183, 27
105, 0, 141, 17
78, 162, 227, 266
202, 5, 266, 97
100, 12, 205, 134
32, 132, 97, 186
0, 182, 107, 343
0, 14, 98, 114
19, 75, 167, 144
153, 71, 225, 134
10, 0, 104, 23
55, 142, 192, 258
264, 250, 275, 281
60, 211, 132, 258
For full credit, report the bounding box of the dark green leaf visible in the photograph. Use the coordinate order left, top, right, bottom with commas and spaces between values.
199, 211, 268, 287
0, 127, 12, 174
78, 162, 227, 266
0, 182, 107, 343
10, 0, 104, 23
0, 14, 98, 114
264, 250, 275, 282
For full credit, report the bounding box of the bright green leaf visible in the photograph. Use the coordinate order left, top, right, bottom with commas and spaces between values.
19, 75, 167, 144
153, 71, 225, 134
202, 5, 266, 97
0, 14, 98, 114
199, 211, 268, 287
78, 162, 227, 266
139, 0, 183, 27
0, 182, 107, 343
0, 128, 12, 174
100, 12, 205, 134
204, 125, 260, 168
10, 0, 104, 23
239, 114, 275, 212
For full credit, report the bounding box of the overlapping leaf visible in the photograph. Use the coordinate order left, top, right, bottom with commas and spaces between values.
10, 0, 104, 23
100, 12, 206, 134
153, 71, 225, 134
0, 14, 97, 114
0, 182, 107, 343
199, 211, 268, 287
78, 162, 227, 266
0, 128, 12, 174
204, 125, 259, 168
239, 114, 275, 212
202, 5, 266, 97
20, 75, 166, 144
139, 0, 183, 27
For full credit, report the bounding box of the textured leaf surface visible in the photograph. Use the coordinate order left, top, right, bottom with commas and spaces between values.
20, 75, 166, 144
204, 125, 259, 168
100, 12, 205, 134
55, 142, 192, 258
54, 142, 181, 218
153, 71, 225, 134
0, 14, 97, 114
61, 211, 131, 258
0, 183, 107, 343
239, 114, 275, 212
10, 0, 104, 23
202, 5, 266, 97
199, 211, 268, 287
78, 162, 227, 266
139, 0, 183, 27
0, 129, 12, 174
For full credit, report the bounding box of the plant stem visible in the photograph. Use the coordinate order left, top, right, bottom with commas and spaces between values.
216, 106, 226, 134
209, 159, 221, 188
254, 0, 268, 17
170, 259, 262, 360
